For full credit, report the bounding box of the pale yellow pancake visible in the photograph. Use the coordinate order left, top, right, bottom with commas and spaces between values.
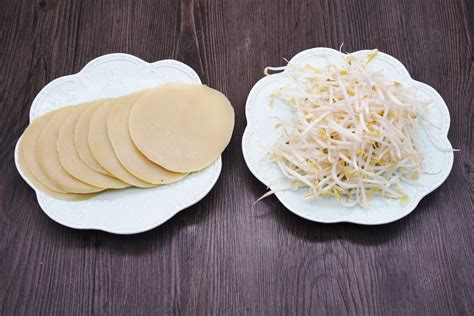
19, 110, 68, 193
107, 91, 187, 184
58, 104, 130, 189
75, 101, 111, 175
37, 107, 103, 194
88, 101, 154, 188
129, 84, 235, 172
18, 135, 96, 201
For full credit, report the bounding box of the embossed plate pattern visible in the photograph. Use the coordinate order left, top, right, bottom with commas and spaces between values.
15, 53, 222, 234
242, 48, 454, 225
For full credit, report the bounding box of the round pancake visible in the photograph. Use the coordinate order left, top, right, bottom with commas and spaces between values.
18, 136, 96, 201
107, 91, 187, 184
19, 110, 68, 193
88, 101, 154, 188
37, 107, 103, 194
58, 104, 130, 189
75, 101, 111, 175
129, 84, 235, 172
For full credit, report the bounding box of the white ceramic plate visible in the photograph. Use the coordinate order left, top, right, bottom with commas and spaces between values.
242, 48, 454, 225
15, 53, 222, 234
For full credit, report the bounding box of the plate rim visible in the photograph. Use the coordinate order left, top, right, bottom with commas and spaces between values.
15, 53, 222, 234
242, 47, 454, 225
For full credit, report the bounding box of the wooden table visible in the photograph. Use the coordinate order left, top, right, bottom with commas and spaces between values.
1, 0, 472, 314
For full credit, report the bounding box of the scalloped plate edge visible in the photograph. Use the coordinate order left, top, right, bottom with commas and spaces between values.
15, 53, 222, 234
242, 48, 454, 225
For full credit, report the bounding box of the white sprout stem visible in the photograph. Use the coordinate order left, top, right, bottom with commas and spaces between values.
267, 49, 435, 208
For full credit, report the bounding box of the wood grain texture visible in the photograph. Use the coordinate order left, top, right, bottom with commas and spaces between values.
0, 0, 473, 314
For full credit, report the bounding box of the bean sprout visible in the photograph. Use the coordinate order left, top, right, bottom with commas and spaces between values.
265, 50, 429, 208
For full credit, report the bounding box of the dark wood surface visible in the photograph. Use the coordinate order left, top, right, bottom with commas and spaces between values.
1, 0, 473, 315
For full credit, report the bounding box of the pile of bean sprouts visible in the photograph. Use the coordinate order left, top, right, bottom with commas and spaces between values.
265, 50, 429, 208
